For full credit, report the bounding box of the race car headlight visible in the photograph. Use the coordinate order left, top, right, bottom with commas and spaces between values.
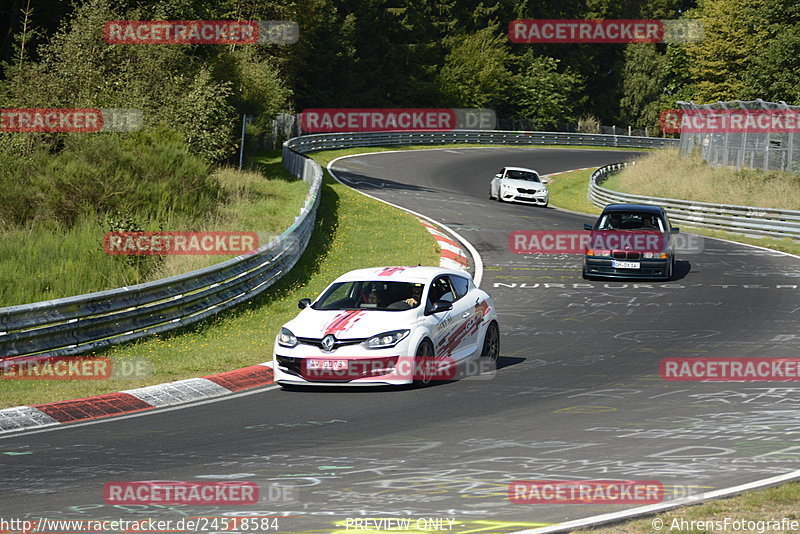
363, 329, 410, 349
587, 249, 611, 257
277, 327, 298, 348
643, 252, 654, 258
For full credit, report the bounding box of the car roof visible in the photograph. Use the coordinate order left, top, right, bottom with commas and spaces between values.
333, 266, 472, 284
601, 203, 665, 215
504, 166, 539, 173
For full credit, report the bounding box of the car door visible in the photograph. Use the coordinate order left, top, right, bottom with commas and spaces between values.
428, 275, 467, 362
448, 274, 482, 359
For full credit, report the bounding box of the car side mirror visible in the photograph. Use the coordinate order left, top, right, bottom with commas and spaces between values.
426, 300, 453, 315
583, 223, 593, 230
541, 178, 549, 184
298, 298, 312, 309
670, 227, 680, 233
494, 174, 502, 179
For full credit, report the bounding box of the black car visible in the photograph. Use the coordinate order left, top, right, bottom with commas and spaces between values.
582, 204, 679, 280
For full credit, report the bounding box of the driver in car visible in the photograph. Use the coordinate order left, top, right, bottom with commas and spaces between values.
404, 284, 424, 307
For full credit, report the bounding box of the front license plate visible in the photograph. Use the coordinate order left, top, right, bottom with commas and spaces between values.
612, 260, 640, 269
307, 359, 348, 370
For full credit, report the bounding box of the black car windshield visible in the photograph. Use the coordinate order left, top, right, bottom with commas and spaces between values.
312, 281, 425, 311
506, 170, 540, 182
597, 211, 664, 231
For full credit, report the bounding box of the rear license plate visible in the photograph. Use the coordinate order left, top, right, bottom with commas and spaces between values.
307, 359, 348, 370
612, 260, 640, 269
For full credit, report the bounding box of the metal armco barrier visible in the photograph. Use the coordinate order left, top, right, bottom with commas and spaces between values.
287, 129, 678, 152
589, 162, 800, 240
0, 146, 322, 359
0, 129, 675, 359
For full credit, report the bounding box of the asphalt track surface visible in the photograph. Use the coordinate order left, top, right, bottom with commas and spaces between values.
2, 147, 800, 534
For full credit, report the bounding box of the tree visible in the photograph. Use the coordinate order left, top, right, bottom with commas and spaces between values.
436, 25, 513, 111
511, 52, 583, 129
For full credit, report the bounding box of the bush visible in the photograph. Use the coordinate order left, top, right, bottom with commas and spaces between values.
0, 129, 217, 228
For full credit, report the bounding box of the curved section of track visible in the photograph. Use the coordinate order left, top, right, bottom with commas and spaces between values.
1, 147, 799, 534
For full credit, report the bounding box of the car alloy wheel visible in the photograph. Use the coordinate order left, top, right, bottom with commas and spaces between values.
413, 339, 434, 387
481, 322, 500, 363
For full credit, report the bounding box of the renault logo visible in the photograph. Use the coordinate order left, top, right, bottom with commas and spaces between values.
321, 335, 335, 352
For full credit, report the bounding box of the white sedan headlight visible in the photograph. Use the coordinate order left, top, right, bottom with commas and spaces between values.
277, 327, 298, 348
363, 329, 410, 349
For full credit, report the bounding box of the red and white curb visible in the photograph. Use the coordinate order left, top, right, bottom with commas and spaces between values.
0, 362, 273, 435
419, 219, 469, 271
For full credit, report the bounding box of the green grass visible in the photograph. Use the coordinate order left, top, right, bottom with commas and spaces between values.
606, 149, 800, 210
0, 149, 308, 307
574, 481, 800, 533
545, 168, 603, 216
0, 150, 439, 409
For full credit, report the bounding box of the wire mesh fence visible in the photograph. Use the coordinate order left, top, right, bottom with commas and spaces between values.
677, 100, 800, 173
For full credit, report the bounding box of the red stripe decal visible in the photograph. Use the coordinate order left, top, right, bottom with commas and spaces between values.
324, 310, 365, 336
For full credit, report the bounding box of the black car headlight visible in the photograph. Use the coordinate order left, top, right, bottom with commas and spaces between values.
363, 329, 410, 349
277, 327, 298, 348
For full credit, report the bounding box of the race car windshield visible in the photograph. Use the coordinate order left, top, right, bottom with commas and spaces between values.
313, 281, 426, 311
597, 212, 664, 231
506, 170, 540, 182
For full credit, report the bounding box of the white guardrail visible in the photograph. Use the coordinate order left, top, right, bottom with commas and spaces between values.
589, 162, 800, 240
13, 128, 790, 359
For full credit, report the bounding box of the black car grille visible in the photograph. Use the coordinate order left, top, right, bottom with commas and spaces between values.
295, 336, 367, 350
276, 355, 302, 376
612, 251, 641, 260
516, 188, 541, 194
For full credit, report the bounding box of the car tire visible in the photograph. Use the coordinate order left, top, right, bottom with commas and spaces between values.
665, 256, 675, 281
413, 339, 435, 387
481, 321, 500, 364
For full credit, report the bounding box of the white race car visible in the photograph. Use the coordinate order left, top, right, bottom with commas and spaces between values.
489, 166, 549, 206
273, 266, 500, 387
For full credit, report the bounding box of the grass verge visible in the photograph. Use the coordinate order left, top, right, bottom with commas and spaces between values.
0, 152, 307, 307
574, 481, 800, 533
0, 149, 439, 409
606, 149, 800, 210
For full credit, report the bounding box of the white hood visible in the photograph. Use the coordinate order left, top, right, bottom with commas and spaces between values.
284, 308, 416, 339
503, 178, 546, 190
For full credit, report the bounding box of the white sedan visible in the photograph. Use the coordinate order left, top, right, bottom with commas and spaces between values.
273, 266, 500, 387
489, 166, 549, 206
